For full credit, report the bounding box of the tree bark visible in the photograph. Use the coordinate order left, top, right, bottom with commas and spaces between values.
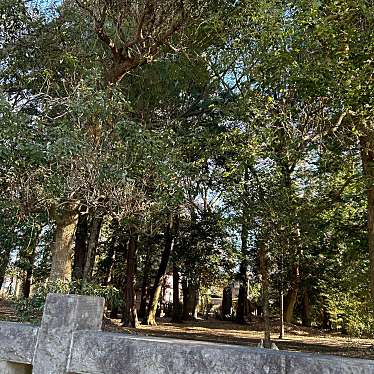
138, 241, 152, 319
360, 135, 374, 304
146, 215, 175, 325
100, 232, 117, 287
49, 205, 79, 282
0, 249, 11, 291
122, 231, 139, 327
172, 263, 182, 322
236, 166, 249, 323
72, 212, 89, 280
259, 241, 271, 348
236, 222, 248, 323
82, 213, 103, 282
279, 290, 285, 339
301, 288, 312, 327
182, 280, 199, 320
222, 286, 232, 320
284, 263, 300, 323
22, 227, 41, 298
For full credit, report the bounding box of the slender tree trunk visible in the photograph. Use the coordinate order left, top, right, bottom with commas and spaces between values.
146, 215, 175, 325
22, 228, 41, 298
236, 222, 249, 323
122, 232, 139, 327
192, 287, 199, 319
279, 290, 285, 339
284, 263, 300, 323
222, 286, 232, 320
0, 248, 12, 291
259, 241, 271, 348
182, 278, 189, 320
139, 242, 152, 319
100, 234, 117, 287
360, 135, 374, 304
172, 263, 182, 322
73, 212, 89, 280
49, 205, 79, 282
82, 213, 103, 282
236, 167, 249, 323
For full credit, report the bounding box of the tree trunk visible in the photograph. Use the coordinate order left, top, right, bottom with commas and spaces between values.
284, 263, 300, 323
22, 228, 41, 298
360, 135, 374, 304
301, 288, 312, 327
0, 249, 11, 291
172, 263, 182, 322
49, 205, 79, 282
72, 212, 89, 280
100, 233, 117, 287
182, 281, 199, 320
138, 241, 152, 319
146, 216, 175, 325
279, 290, 285, 339
259, 241, 271, 348
122, 232, 139, 327
236, 167, 249, 324
236, 223, 249, 323
222, 286, 232, 320
82, 213, 103, 282
192, 288, 199, 319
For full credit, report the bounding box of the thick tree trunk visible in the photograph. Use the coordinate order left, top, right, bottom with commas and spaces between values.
146, 216, 175, 325
82, 213, 103, 282
182, 281, 199, 320
259, 241, 271, 348
72, 212, 89, 280
284, 264, 300, 323
360, 135, 374, 304
50, 206, 79, 282
172, 264, 182, 322
122, 232, 139, 327
301, 288, 312, 327
222, 286, 232, 320
322, 305, 332, 330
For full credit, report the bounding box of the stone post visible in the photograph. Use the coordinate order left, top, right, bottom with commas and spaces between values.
32, 293, 104, 374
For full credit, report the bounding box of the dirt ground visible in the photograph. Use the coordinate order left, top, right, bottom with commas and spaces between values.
1, 298, 373, 360
103, 316, 374, 361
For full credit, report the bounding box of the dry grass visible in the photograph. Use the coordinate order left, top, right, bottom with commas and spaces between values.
104, 317, 374, 360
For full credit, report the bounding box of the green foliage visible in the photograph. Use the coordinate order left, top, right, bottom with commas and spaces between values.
11, 281, 120, 324
325, 291, 374, 337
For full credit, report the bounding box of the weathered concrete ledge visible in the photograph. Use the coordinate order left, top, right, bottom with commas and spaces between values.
68, 331, 374, 374
0, 294, 373, 373
0, 322, 38, 364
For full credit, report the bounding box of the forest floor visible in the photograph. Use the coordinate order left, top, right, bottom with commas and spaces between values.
103, 316, 374, 360
1, 298, 373, 360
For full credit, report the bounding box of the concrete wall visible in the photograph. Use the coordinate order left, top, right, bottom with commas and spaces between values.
0, 294, 373, 374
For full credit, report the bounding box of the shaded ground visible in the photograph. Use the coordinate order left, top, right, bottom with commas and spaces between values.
103, 316, 374, 360
0, 298, 18, 322
1, 298, 373, 360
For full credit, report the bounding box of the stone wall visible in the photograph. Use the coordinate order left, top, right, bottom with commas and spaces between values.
0, 293, 373, 374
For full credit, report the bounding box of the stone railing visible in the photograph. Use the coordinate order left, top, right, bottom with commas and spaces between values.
0, 294, 373, 373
